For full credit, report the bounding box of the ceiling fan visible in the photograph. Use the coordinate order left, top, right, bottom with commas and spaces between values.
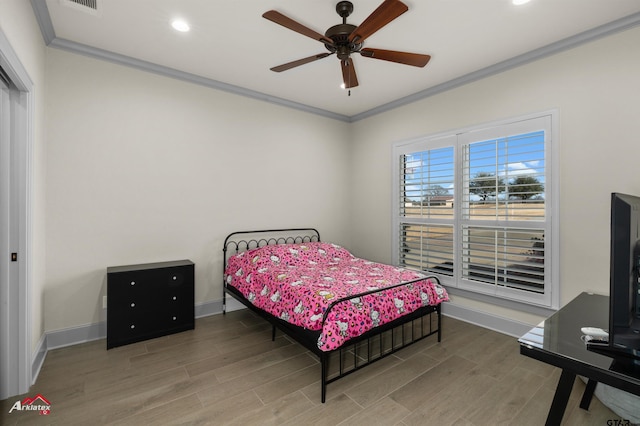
263, 0, 431, 90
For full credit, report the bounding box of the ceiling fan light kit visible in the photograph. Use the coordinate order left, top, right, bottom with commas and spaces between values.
262, 0, 431, 91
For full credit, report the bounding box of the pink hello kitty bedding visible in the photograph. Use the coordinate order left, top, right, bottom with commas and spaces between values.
224, 242, 448, 351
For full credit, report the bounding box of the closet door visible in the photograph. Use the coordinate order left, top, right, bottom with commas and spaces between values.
0, 33, 33, 399
0, 73, 12, 400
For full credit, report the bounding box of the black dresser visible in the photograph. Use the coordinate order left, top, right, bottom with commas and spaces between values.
106, 260, 195, 349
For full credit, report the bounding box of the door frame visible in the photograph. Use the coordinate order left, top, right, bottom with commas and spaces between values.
0, 27, 33, 400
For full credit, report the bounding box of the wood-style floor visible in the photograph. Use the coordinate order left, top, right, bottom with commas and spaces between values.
0, 310, 625, 425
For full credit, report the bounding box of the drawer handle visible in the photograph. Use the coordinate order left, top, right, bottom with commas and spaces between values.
172, 276, 177, 281
130, 324, 135, 329
130, 303, 135, 308
130, 281, 135, 286
172, 296, 177, 301
172, 316, 177, 321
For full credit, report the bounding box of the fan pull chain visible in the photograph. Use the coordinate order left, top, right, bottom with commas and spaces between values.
346, 59, 351, 97
348, 59, 351, 96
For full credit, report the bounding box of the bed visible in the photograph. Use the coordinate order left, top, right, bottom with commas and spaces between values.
222, 228, 448, 402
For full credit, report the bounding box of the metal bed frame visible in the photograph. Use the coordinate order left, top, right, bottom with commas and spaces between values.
222, 228, 442, 403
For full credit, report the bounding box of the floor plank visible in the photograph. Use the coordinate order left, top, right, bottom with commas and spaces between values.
0, 312, 627, 425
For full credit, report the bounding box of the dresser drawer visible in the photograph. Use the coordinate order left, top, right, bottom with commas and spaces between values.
106, 260, 194, 349
107, 310, 194, 346
108, 273, 193, 312
108, 292, 193, 315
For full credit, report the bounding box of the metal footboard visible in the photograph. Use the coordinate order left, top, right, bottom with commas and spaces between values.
222, 228, 443, 403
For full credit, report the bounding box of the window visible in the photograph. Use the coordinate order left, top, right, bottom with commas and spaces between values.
393, 113, 557, 308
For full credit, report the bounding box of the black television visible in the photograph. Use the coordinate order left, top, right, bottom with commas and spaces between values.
588, 192, 640, 361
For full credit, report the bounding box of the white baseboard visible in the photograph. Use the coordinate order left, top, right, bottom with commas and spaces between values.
46, 321, 107, 351
31, 298, 247, 381
39, 299, 247, 351
441, 301, 534, 338
31, 333, 47, 386
194, 297, 245, 318
31, 299, 531, 386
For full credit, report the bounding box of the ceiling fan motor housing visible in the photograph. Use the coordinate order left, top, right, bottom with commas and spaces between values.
336, 1, 354, 18
325, 24, 362, 59
325, 2, 362, 59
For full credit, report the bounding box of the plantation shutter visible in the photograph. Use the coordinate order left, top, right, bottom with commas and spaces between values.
459, 118, 548, 296
397, 138, 455, 275
393, 113, 554, 307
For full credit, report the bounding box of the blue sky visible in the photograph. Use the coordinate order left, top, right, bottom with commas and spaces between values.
403, 131, 545, 201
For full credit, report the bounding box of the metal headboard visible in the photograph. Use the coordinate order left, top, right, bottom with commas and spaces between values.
222, 228, 321, 313
223, 228, 321, 267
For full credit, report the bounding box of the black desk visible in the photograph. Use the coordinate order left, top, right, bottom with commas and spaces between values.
518, 292, 640, 425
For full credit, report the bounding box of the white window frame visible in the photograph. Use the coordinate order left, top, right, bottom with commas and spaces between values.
392, 111, 559, 309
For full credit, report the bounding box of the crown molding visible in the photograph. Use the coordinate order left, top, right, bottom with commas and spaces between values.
28, 0, 350, 122
29, 1, 640, 123
47, 36, 351, 122
29, 0, 55, 45
352, 11, 640, 122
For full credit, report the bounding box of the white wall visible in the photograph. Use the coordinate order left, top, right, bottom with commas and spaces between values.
348, 26, 640, 326
9, 3, 640, 343
44, 49, 351, 332
0, 0, 47, 353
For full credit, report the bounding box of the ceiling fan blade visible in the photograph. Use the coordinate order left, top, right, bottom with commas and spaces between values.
270, 53, 332, 72
360, 48, 431, 67
341, 58, 359, 89
263, 10, 334, 45
348, 0, 408, 44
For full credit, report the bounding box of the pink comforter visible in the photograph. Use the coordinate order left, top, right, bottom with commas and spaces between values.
224, 242, 448, 351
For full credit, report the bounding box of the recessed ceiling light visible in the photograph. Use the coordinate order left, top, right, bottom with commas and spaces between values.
171, 19, 190, 32
512, 0, 531, 5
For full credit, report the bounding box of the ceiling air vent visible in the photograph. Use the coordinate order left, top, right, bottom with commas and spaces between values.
60, 0, 102, 16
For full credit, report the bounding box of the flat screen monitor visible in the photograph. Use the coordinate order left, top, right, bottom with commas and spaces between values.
588, 193, 640, 361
